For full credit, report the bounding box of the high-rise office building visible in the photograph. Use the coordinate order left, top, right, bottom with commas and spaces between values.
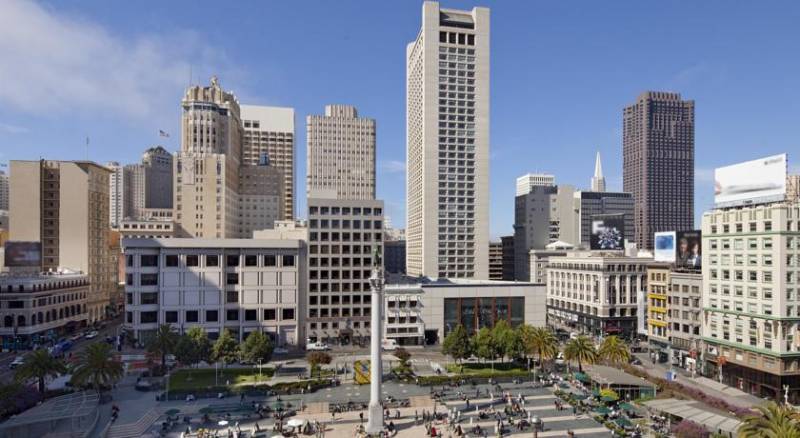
9, 160, 114, 323
623, 91, 694, 250
241, 105, 295, 220
514, 179, 577, 281
174, 76, 243, 238
0, 170, 9, 211
787, 175, 800, 203
141, 146, 173, 210
590, 151, 606, 192
500, 235, 515, 280
574, 191, 635, 249
516, 173, 555, 197
306, 105, 376, 200
108, 162, 126, 229
406, 1, 490, 279
238, 164, 284, 237
488, 240, 503, 280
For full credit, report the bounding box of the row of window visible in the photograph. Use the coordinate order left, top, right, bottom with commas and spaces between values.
128, 254, 295, 269
132, 307, 295, 325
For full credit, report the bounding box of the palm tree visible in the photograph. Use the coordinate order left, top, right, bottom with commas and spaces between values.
563, 335, 597, 372
737, 402, 800, 438
147, 324, 178, 369
71, 343, 124, 395
523, 326, 559, 370
598, 336, 630, 365
14, 349, 66, 394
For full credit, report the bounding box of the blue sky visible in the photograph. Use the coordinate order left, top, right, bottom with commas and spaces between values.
1, 1, 799, 238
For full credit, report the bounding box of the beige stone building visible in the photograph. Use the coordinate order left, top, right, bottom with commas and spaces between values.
238, 164, 284, 237
406, 2, 490, 279
9, 160, 114, 322
306, 105, 375, 200
174, 76, 242, 238
241, 105, 296, 220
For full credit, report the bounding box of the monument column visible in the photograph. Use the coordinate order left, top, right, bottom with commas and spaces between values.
366, 253, 385, 434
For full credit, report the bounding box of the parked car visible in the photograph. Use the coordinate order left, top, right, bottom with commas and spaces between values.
273, 347, 289, 355
381, 339, 398, 351
9, 356, 25, 370
84, 331, 99, 340
555, 352, 565, 365
70, 334, 83, 342
306, 342, 330, 351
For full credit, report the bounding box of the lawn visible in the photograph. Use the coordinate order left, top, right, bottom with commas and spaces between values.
168, 367, 275, 391
445, 362, 529, 376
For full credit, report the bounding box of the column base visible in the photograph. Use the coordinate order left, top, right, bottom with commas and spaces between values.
365, 400, 383, 434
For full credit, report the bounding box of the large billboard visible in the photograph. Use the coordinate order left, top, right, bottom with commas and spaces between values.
714, 154, 787, 207
676, 230, 702, 270
4, 241, 42, 267
590, 214, 625, 250
654, 232, 677, 263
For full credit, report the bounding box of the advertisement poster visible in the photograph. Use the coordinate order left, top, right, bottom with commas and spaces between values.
590, 215, 625, 250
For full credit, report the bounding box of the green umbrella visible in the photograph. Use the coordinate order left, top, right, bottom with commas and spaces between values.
618, 402, 635, 412
615, 417, 632, 428
574, 372, 590, 383
593, 406, 611, 415
601, 395, 619, 402
573, 394, 588, 400
592, 389, 601, 396
165, 408, 181, 416
199, 407, 215, 414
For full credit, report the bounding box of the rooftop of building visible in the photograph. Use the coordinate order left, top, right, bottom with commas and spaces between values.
121, 237, 301, 249
386, 273, 541, 288
0, 268, 87, 286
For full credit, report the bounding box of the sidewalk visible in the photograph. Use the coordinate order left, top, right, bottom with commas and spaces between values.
632, 353, 764, 409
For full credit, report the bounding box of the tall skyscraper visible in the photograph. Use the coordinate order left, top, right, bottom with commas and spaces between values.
241, 105, 296, 220
141, 146, 173, 210
307, 105, 376, 200
516, 173, 555, 197
591, 151, 606, 192
238, 163, 284, 237
406, 1, 490, 279
174, 76, 243, 238
623, 91, 695, 250
0, 169, 8, 211
9, 160, 114, 323
107, 162, 126, 228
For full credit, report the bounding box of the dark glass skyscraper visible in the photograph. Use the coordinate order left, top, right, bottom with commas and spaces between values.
623, 91, 694, 250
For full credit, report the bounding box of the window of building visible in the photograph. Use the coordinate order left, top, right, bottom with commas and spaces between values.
141, 292, 158, 305
186, 310, 199, 323
264, 255, 277, 266
227, 255, 240, 267
282, 308, 295, 320
165, 311, 178, 323
264, 309, 276, 320
165, 255, 179, 267
141, 255, 158, 267
140, 311, 157, 324
206, 310, 218, 322
283, 255, 295, 267
245, 309, 257, 321
226, 291, 239, 303
226, 273, 239, 285
140, 273, 158, 286
226, 309, 239, 321
206, 255, 219, 267
186, 255, 199, 267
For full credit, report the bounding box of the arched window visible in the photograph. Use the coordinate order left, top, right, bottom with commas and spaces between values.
3, 316, 12, 327
17, 315, 25, 327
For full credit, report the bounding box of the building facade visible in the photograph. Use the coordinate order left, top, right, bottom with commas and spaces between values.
516, 173, 555, 197
384, 278, 546, 346
174, 76, 242, 238
702, 202, 800, 401
547, 252, 651, 338
669, 270, 703, 372
141, 146, 174, 210
122, 238, 303, 346
646, 263, 671, 360
529, 247, 570, 285
305, 198, 384, 346
623, 91, 695, 250
241, 105, 295, 220
107, 162, 126, 229
514, 183, 577, 280
500, 235, 514, 281
788, 175, 800, 203
574, 191, 635, 249
10, 160, 113, 322
406, 2, 490, 279
0, 270, 89, 350
0, 170, 8, 211
306, 105, 376, 200
488, 241, 503, 280
238, 164, 284, 237
384, 240, 406, 275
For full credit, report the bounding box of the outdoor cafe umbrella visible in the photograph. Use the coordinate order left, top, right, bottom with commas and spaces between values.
286, 418, 307, 428
593, 406, 611, 415
199, 407, 215, 414
165, 408, 181, 416
618, 402, 635, 412
615, 417, 633, 428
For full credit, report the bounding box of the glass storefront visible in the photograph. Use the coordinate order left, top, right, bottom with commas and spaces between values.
444, 296, 525, 336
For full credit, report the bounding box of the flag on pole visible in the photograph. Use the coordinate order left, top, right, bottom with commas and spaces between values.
159, 130, 170, 138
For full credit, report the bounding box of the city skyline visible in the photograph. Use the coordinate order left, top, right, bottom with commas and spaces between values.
2, 1, 800, 239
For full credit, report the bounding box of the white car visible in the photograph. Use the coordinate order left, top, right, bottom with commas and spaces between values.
9, 356, 25, 370
381, 339, 398, 351
306, 342, 330, 351
273, 347, 289, 355
84, 331, 99, 340
555, 352, 565, 365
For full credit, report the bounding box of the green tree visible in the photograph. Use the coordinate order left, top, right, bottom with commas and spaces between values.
186, 326, 212, 362
147, 324, 179, 368
307, 351, 332, 378
737, 401, 800, 438
212, 329, 239, 366
490, 320, 515, 362
14, 349, 66, 394
240, 331, 274, 364
70, 343, 124, 395
598, 336, 630, 365
473, 327, 499, 363
523, 327, 559, 369
502, 327, 526, 361
563, 335, 597, 372
442, 324, 472, 364
174, 335, 199, 367
394, 347, 411, 366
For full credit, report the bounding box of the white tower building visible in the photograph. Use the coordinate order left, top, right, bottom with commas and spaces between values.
591, 151, 606, 192
406, 1, 490, 279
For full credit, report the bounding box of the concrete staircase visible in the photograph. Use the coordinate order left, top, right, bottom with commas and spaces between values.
105, 408, 160, 438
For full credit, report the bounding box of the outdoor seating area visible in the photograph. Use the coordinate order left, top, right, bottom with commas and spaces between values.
583, 365, 657, 401
643, 398, 741, 437
0, 391, 100, 438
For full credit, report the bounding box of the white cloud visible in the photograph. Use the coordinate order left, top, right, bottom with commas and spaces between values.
0, 0, 236, 120
380, 160, 406, 174
0, 122, 28, 134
